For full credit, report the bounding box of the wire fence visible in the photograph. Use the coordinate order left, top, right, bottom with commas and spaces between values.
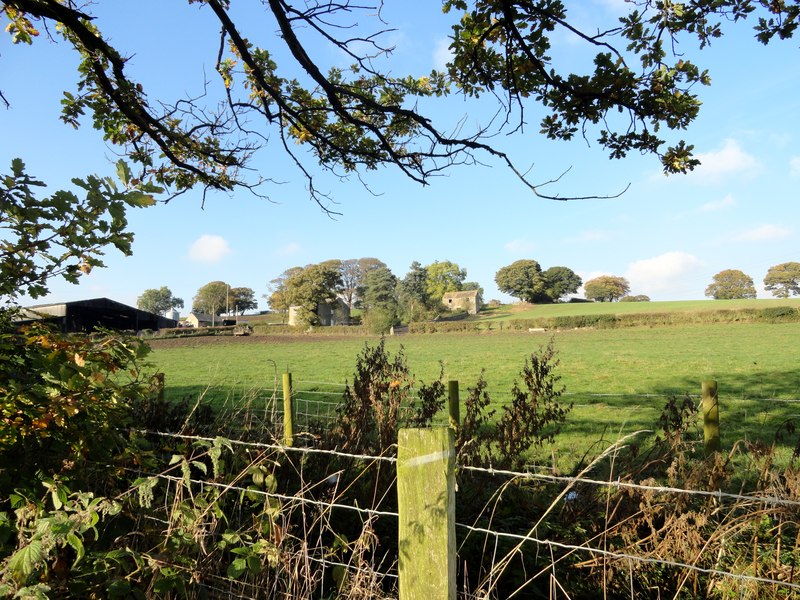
138, 427, 800, 599
146, 372, 800, 596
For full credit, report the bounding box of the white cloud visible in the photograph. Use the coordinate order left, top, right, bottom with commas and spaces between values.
433, 38, 452, 71
699, 194, 736, 212
188, 234, 231, 263
734, 224, 791, 242
691, 139, 762, 183
275, 242, 301, 257
504, 239, 536, 255
625, 252, 702, 296
790, 156, 800, 177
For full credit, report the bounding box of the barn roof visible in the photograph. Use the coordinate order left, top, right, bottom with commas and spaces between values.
442, 290, 479, 299
18, 297, 177, 332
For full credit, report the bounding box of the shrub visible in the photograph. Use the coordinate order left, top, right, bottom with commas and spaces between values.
760, 306, 799, 322
0, 315, 157, 493
328, 338, 446, 454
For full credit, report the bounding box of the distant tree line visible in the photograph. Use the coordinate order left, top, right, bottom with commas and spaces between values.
136, 262, 800, 327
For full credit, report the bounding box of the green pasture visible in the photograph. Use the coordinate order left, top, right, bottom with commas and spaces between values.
150, 320, 800, 466
476, 297, 800, 321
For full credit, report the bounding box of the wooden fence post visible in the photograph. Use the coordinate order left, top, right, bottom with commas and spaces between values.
397, 427, 456, 600
448, 380, 459, 431
283, 372, 294, 447
702, 380, 720, 456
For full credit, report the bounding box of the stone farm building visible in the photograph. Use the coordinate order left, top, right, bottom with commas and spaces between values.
185, 312, 217, 328
18, 297, 177, 333
442, 290, 480, 315
288, 299, 350, 326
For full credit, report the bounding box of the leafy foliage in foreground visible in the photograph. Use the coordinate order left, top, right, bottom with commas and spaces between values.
0, 158, 158, 301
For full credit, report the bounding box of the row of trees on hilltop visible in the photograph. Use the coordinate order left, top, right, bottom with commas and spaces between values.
494, 261, 640, 303
705, 263, 800, 300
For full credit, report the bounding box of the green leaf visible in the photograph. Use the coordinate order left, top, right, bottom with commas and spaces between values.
124, 190, 156, 207
8, 538, 44, 580
191, 460, 207, 475
246, 554, 261, 574
116, 160, 132, 186
152, 577, 174, 594
106, 579, 132, 597
227, 557, 247, 579
66, 532, 85, 564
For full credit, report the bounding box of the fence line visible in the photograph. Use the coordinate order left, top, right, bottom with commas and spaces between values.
149, 472, 401, 519
455, 522, 800, 592
276, 380, 800, 403
458, 464, 800, 508
136, 429, 398, 464
141, 424, 800, 599
142, 372, 800, 597
281, 380, 800, 405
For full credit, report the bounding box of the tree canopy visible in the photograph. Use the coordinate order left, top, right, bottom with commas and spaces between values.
543, 266, 582, 302
3, 1, 797, 209
584, 275, 631, 302
358, 266, 399, 333
136, 286, 184, 316
495, 259, 548, 304
282, 263, 342, 326
192, 281, 229, 316
495, 260, 581, 303
398, 261, 431, 322
705, 269, 757, 300
425, 260, 467, 302
229, 286, 258, 314
763, 262, 800, 298
336, 258, 387, 309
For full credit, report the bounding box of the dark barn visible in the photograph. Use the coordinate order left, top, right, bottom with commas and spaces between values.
18, 298, 177, 333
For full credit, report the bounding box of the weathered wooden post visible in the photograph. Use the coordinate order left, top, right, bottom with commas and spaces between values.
448, 380, 459, 431
397, 427, 456, 600
702, 380, 720, 456
283, 372, 294, 447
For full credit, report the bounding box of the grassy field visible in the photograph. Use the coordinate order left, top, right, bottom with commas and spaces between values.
476, 297, 800, 320
149, 319, 800, 467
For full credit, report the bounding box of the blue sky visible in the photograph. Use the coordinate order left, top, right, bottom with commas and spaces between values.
2, 1, 798, 312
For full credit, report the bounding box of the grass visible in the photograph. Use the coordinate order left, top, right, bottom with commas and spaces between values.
149, 320, 800, 467
475, 297, 800, 321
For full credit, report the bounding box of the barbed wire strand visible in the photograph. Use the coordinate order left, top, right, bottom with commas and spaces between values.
136, 430, 800, 508
458, 464, 800, 508
135, 429, 398, 464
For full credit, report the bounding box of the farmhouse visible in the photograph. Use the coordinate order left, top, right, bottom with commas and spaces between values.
185, 312, 218, 328
442, 290, 480, 315
17, 297, 177, 333
288, 298, 350, 326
